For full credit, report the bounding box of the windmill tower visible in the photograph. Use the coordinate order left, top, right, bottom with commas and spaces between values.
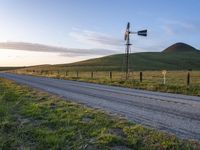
124, 22, 147, 79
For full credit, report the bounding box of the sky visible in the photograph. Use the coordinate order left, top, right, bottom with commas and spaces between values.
0, 0, 200, 66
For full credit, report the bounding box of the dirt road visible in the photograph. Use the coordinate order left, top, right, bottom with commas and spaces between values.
1, 73, 200, 140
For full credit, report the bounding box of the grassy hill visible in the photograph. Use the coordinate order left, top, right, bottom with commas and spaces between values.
19, 43, 200, 71
53, 43, 199, 71
56, 51, 200, 71
163, 42, 199, 53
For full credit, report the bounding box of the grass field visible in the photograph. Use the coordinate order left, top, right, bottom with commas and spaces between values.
13, 69, 200, 96
0, 67, 25, 71
0, 78, 200, 149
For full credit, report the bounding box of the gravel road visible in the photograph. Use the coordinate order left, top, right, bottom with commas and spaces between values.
0, 73, 200, 140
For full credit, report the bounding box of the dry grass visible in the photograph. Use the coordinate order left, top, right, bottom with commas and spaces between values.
13, 69, 200, 96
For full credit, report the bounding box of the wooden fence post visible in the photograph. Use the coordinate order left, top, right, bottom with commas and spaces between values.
66, 71, 68, 76
76, 71, 79, 77
140, 72, 143, 82
187, 72, 190, 86
110, 71, 112, 80
91, 72, 93, 79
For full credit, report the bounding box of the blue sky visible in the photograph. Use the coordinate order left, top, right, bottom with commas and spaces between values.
0, 0, 200, 66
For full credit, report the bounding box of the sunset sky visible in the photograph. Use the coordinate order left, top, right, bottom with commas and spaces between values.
0, 0, 200, 66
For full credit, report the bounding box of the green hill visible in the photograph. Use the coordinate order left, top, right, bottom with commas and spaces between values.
25, 43, 200, 71
55, 43, 200, 71
163, 42, 199, 53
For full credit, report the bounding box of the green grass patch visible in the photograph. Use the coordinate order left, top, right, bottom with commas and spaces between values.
0, 78, 199, 149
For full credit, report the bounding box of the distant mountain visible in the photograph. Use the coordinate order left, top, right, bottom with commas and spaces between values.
162, 42, 199, 53
26, 43, 200, 71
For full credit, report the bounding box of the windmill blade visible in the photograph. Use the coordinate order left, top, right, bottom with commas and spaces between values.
124, 31, 128, 41
125, 22, 130, 41
126, 22, 130, 31
138, 30, 147, 36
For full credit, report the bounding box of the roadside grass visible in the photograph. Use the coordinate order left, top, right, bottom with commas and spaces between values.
81, 78, 200, 96
0, 78, 200, 149
14, 70, 200, 96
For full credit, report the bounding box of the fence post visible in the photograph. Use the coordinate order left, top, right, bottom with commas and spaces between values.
91, 72, 93, 79
187, 72, 190, 86
162, 70, 167, 85
76, 71, 79, 78
110, 71, 112, 80
66, 71, 68, 76
140, 72, 143, 82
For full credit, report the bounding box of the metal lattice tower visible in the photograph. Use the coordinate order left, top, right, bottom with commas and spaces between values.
124, 22, 147, 79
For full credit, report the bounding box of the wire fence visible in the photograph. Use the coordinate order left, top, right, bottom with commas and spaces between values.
13, 69, 200, 87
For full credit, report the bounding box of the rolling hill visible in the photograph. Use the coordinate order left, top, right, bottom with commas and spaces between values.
54, 42, 200, 71
25, 42, 200, 71
163, 42, 199, 53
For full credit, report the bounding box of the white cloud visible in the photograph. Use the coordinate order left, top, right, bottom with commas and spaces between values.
161, 19, 198, 36
69, 29, 124, 50
162, 25, 176, 35
0, 42, 116, 57
170, 20, 196, 30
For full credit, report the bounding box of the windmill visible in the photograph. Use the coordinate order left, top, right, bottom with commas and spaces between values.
124, 22, 147, 79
